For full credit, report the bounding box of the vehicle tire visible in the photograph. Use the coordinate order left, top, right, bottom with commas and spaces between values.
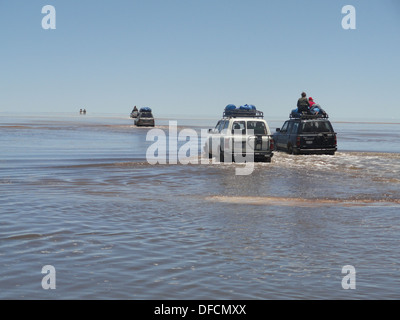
219, 149, 235, 163
287, 144, 293, 155
204, 144, 213, 159
219, 149, 224, 162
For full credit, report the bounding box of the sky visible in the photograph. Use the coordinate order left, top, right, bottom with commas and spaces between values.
1, 0, 399, 121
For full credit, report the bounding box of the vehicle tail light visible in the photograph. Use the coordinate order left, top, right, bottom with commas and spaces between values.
269, 138, 274, 151
296, 136, 301, 147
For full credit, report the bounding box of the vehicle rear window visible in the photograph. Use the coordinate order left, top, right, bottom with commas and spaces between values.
232, 121, 246, 134
301, 121, 333, 133
247, 121, 267, 135
141, 112, 153, 118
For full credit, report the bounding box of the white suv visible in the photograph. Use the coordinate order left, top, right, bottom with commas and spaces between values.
204, 108, 274, 163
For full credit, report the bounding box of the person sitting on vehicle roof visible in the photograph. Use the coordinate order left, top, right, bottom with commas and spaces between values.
309, 97, 316, 108
308, 98, 327, 116
312, 105, 327, 117
309, 97, 320, 114
297, 92, 311, 114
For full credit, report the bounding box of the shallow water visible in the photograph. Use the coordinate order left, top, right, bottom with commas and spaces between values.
1, 113, 400, 299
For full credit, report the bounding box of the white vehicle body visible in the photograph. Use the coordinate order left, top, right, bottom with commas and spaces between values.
204, 113, 274, 163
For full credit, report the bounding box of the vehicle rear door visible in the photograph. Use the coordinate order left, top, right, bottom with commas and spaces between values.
246, 120, 269, 152
300, 121, 335, 149
312, 121, 336, 148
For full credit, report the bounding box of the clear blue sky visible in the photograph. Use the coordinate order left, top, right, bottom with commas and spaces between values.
1, 0, 399, 120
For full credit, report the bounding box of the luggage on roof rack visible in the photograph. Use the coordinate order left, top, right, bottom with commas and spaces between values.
290, 105, 328, 119
140, 107, 152, 112
289, 112, 329, 119
223, 104, 263, 118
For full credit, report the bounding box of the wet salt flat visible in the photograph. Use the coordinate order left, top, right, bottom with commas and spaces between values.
1, 114, 400, 299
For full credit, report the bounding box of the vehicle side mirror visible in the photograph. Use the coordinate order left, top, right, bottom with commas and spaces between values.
276, 128, 280, 132
208, 128, 212, 133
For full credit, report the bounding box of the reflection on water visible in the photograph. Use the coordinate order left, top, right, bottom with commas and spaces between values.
1, 114, 400, 299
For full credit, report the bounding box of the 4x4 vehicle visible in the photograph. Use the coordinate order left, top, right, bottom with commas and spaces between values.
273, 114, 337, 155
134, 107, 155, 127
204, 106, 274, 162
130, 110, 139, 118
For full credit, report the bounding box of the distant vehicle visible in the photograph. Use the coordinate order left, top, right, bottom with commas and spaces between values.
130, 110, 139, 118
130, 106, 139, 118
273, 114, 337, 155
204, 104, 274, 162
134, 107, 155, 127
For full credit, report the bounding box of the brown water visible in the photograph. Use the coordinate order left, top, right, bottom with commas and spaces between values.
1, 114, 400, 299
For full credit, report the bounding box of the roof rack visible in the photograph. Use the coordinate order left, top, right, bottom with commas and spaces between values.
289, 113, 329, 120
223, 109, 264, 119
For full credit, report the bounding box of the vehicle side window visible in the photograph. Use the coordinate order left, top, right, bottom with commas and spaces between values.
232, 121, 246, 135
247, 121, 266, 135
217, 120, 225, 132
141, 112, 153, 118
291, 122, 299, 134
287, 121, 294, 134
215, 121, 221, 130
280, 121, 289, 133
223, 120, 230, 130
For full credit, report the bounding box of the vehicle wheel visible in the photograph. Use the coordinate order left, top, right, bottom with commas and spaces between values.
219, 149, 235, 163
287, 144, 293, 155
204, 145, 213, 159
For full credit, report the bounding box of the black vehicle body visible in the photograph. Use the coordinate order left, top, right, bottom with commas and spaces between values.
273, 115, 337, 155
134, 111, 155, 127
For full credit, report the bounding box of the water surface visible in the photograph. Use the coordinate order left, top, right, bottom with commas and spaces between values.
1, 113, 400, 299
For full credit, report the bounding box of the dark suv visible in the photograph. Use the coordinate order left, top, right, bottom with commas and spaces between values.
273, 115, 337, 155
134, 108, 155, 127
